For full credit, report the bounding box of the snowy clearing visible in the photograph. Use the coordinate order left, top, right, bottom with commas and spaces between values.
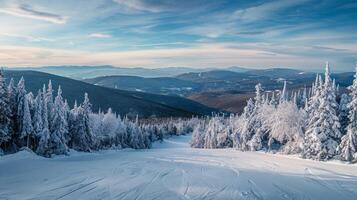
1, 135, 357, 200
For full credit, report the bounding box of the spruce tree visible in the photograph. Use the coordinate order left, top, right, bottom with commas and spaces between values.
70, 93, 94, 151
303, 62, 341, 160
279, 81, 288, 103
36, 85, 51, 157
339, 93, 350, 135
0, 70, 11, 150
49, 86, 68, 155
337, 65, 357, 162
20, 95, 33, 148
7, 78, 17, 139
33, 90, 44, 145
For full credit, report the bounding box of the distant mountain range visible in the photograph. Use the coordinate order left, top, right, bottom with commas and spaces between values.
4, 70, 218, 118
84, 76, 202, 96
6, 66, 354, 114
83, 68, 354, 97
7, 65, 249, 79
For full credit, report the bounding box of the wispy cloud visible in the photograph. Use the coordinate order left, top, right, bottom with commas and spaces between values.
113, 0, 208, 13
88, 33, 112, 38
131, 42, 184, 47
234, 0, 309, 21
0, 43, 348, 70
0, 4, 66, 24
0, 33, 55, 42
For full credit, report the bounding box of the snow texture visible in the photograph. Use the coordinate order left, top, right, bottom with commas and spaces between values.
1, 135, 357, 200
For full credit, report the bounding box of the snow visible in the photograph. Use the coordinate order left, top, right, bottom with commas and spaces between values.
1, 135, 357, 200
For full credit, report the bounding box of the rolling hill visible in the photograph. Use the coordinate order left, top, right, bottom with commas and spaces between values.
8, 66, 216, 79
3, 70, 218, 118
84, 75, 202, 96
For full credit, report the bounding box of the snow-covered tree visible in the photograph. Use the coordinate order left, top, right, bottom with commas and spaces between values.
190, 120, 206, 148
20, 95, 33, 148
339, 93, 350, 135
49, 86, 69, 155
279, 81, 288, 103
69, 93, 94, 152
303, 62, 341, 160
0, 70, 11, 149
32, 90, 43, 145
46, 80, 54, 131
263, 101, 304, 153
36, 85, 51, 157
16, 77, 26, 141
337, 65, 357, 162
7, 78, 17, 137
235, 98, 255, 150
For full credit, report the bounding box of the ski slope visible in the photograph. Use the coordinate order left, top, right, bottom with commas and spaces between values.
1, 135, 357, 200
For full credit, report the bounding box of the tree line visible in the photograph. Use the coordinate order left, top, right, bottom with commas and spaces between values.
0, 71, 198, 157
191, 63, 357, 163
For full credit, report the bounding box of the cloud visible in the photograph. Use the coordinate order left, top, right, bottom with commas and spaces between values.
88, 33, 112, 38
234, 0, 309, 21
0, 33, 55, 42
0, 4, 66, 24
113, 0, 204, 12
0, 43, 340, 70
131, 42, 184, 47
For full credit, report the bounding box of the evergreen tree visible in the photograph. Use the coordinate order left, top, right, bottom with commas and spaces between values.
337, 65, 357, 162
279, 81, 288, 103
70, 93, 94, 151
20, 95, 33, 148
32, 90, 44, 146
16, 77, 26, 140
36, 85, 50, 157
49, 86, 68, 155
236, 98, 255, 150
46, 80, 54, 131
339, 93, 350, 135
0, 70, 11, 150
7, 78, 17, 138
303, 62, 341, 160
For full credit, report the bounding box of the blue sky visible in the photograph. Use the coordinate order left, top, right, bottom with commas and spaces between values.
0, 0, 356, 71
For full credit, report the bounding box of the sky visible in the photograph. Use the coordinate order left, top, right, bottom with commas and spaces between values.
0, 0, 356, 71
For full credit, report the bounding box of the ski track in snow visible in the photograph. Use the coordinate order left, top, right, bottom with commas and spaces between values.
1, 135, 357, 200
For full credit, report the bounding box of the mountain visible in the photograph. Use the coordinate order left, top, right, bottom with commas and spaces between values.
3, 70, 218, 117
245, 68, 313, 78
84, 75, 202, 96
8, 66, 214, 79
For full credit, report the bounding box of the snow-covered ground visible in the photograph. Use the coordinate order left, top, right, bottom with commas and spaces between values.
1, 135, 357, 200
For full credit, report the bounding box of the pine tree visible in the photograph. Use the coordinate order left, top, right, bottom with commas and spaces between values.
20, 95, 33, 148
46, 80, 54, 131
7, 78, 17, 139
16, 77, 26, 140
70, 93, 94, 151
337, 65, 357, 162
280, 81, 288, 103
303, 62, 341, 160
339, 93, 350, 135
236, 98, 255, 150
32, 90, 44, 147
0, 69, 11, 150
36, 85, 51, 157
49, 86, 68, 155
254, 83, 263, 106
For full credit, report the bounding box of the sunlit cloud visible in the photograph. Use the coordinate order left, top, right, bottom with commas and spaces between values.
88, 33, 112, 39
0, 0, 356, 70
0, 33, 55, 42
234, 0, 309, 21
0, 4, 67, 24
0, 44, 334, 70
